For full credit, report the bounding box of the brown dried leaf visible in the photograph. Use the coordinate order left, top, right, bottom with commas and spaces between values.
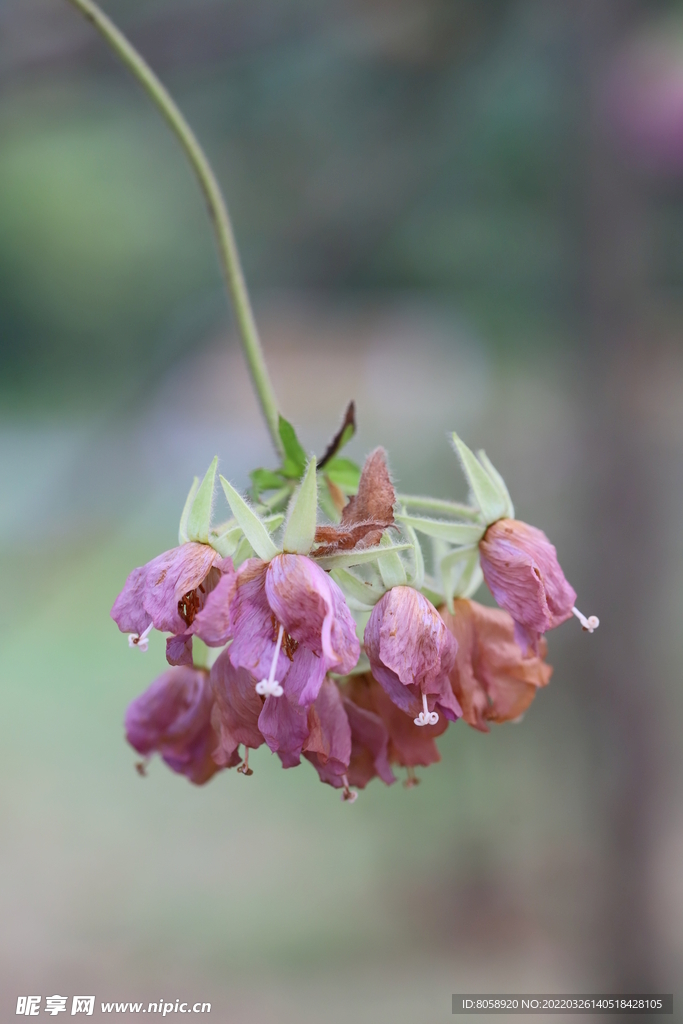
313, 448, 395, 556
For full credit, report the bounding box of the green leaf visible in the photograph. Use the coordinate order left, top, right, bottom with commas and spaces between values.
250, 467, 286, 497
278, 415, 308, 479
476, 449, 514, 519
330, 567, 384, 609
178, 476, 199, 544
219, 475, 279, 561
186, 456, 218, 544
282, 458, 318, 554
451, 433, 509, 525
323, 457, 361, 492
314, 542, 411, 571
396, 512, 485, 545
377, 533, 407, 588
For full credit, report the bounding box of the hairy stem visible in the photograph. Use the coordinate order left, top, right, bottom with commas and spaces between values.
396, 494, 481, 521
64, 0, 283, 455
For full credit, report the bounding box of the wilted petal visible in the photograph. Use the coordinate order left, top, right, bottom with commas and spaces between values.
314, 448, 396, 554
258, 690, 309, 768
210, 650, 265, 765
166, 633, 193, 667
479, 519, 577, 653
125, 667, 220, 785
342, 697, 396, 788
266, 553, 359, 682
191, 568, 237, 646
304, 677, 352, 787
442, 599, 552, 732
229, 559, 290, 682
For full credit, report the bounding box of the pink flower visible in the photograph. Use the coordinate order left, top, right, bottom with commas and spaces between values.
342, 695, 396, 790
303, 677, 354, 797
440, 598, 552, 732
478, 518, 595, 654
210, 650, 265, 771
364, 586, 461, 728
225, 552, 359, 764
111, 542, 235, 666
125, 666, 221, 785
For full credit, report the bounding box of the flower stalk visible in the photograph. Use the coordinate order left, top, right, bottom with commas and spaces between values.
64, 0, 283, 455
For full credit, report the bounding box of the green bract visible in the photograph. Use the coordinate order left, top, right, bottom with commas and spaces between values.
451, 432, 514, 525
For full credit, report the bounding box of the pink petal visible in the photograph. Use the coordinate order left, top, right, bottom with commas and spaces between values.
210, 650, 265, 764
228, 559, 290, 682
265, 554, 359, 675
304, 677, 352, 786
166, 633, 193, 667
111, 565, 151, 635
143, 542, 223, 634
342, 698, 396, 788
257, 692, 309, 769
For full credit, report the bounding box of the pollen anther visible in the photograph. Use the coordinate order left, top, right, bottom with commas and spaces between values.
128, 622, 153, 652
341, 774, 358, 802
572, 606, 600, 633
256, 623, 285, 697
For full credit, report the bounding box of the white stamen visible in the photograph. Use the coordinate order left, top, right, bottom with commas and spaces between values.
572, 606, 600, 633
128, 622, 153, 652
341, 774, 358, 803
414, 691, 439, 727
256, 623, 285, 697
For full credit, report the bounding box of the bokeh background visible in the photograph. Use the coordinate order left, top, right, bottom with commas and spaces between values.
1, 0, 682, 1020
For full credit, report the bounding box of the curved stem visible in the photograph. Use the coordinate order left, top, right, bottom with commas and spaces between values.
64, 0, 283, 455
395, 494, 481, 521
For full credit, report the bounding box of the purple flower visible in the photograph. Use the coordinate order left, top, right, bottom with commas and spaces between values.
111, 542, 235, 665
125, 666, 221, 785
342, 695, 396, 790
479, 518, 597, 654
303, 677, 354, 799
225, 552, 359, 765
210, 649, 265, 771
364, 586, 462, 728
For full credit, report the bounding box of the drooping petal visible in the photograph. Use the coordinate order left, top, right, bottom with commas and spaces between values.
228, 559, 290, 683
190, 568, 237, 646
124, 667, 220, 785
265, 553, 360, 681
441, 599, 552, 732
364, 586, 460, 719
479, 519, 576, 653
304, 677, 352, 787
258, 691, 310, 769
111, 565, 151, 636
210, 650, 265, 766
342, 697, 396, 788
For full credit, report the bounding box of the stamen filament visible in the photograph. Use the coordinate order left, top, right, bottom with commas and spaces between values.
237, 746, 254, 776
572, 606, 600, 633
414, 691, 439, 727
128, 622, 153, 652
256, 624, 284, 697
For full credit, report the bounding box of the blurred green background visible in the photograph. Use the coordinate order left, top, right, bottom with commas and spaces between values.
1, 0, 682, 1020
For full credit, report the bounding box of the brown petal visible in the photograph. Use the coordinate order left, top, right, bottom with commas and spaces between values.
313, 448, 395, 555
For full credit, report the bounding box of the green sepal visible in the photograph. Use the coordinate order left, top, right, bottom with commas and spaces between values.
419, 577, 446, 607
186, 456, 218, 544
330, 567, 384, 609
210, 523, 243, 558
282, 458, 318, 554
323, 457, 361, 492
476, 449, 514, 519
314, 542, 411, 571
219, 475, 280, 561
178, 476, 200, 544
377, 532, 407, 589
451, 432, 510, 526
440, 544, 481, 612
396, 512, 485, 546
319, 480, 342, 524
278, 415, 308, 479
401, 522, 425, 590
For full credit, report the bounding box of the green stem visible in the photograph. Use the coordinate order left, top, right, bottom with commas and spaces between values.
64, 0, 283, 455
395, 494, 481, 521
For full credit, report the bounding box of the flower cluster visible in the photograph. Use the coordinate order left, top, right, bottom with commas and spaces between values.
113, 412, 598, 800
